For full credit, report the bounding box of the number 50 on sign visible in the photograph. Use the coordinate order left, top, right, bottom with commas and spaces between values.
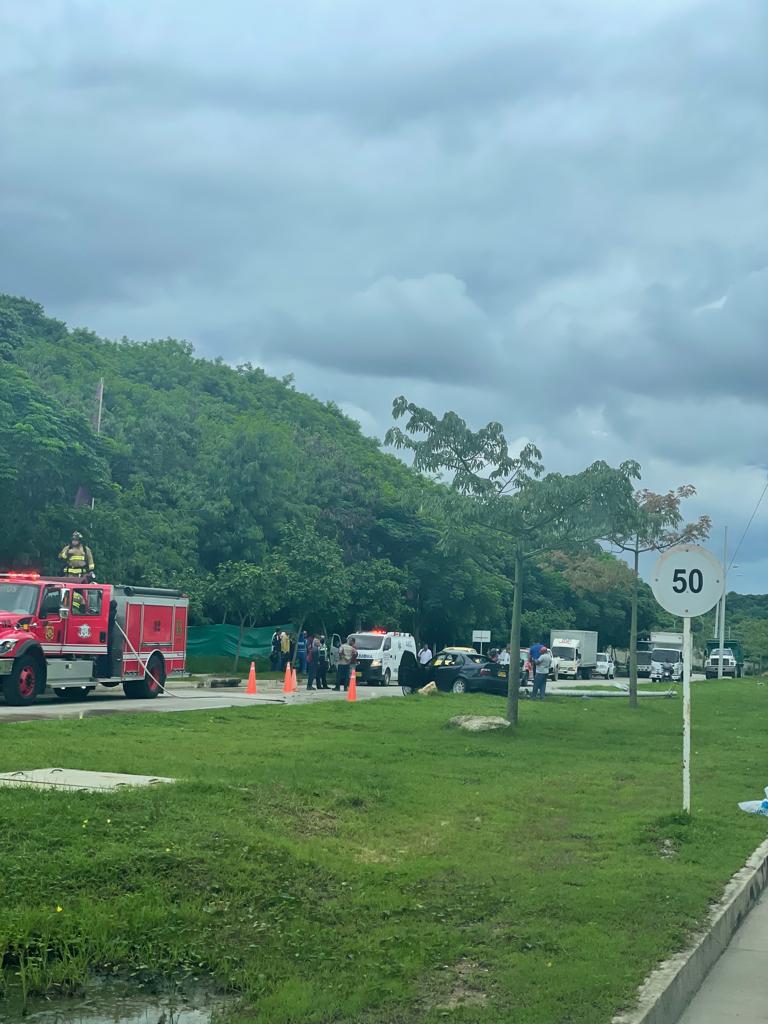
651, 546, 722, 618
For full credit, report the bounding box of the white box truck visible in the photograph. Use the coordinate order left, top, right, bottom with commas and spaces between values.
549, 630, 599, 680
649, 631, 684, 682
650, 631, 683, 650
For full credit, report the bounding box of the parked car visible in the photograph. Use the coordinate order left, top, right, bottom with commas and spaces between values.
400, 647, 508, 695
594, 652, 615, 679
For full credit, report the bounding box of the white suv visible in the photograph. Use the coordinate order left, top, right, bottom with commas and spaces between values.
595, 652, 615, 679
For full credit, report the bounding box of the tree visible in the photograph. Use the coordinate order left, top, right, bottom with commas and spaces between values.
386, 398, 639, 724
609, 488, 711, 707
740, 618, 768, 672
7, 290, 718, 680
346, 559, 407, 631
265, 524, 350, 655
207, 562, 280, 670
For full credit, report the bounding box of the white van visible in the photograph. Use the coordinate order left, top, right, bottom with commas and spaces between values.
336, 631, 417, 686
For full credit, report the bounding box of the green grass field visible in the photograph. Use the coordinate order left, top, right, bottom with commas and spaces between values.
1, 681, 767, 1023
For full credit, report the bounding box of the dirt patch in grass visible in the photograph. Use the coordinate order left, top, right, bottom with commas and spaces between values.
431, 958, 490, 1011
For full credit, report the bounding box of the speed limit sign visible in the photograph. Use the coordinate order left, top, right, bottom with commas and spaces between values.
651, 545, 723, 617
651, 544, 723, 816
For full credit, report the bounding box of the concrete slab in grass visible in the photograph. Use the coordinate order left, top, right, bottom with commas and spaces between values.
0, 768, 175, 791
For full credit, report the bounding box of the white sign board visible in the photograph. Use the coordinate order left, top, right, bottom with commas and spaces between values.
472, 630, 491, 643
651, 545, 723, 618
650, 544, 723, 816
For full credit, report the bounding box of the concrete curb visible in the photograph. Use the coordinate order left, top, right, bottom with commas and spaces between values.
612, 835, 768, 1024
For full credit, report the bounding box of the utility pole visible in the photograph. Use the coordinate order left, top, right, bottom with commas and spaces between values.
718, 526, 728, 680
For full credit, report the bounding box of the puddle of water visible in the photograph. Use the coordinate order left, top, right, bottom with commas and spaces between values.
2, 989, 223, 1024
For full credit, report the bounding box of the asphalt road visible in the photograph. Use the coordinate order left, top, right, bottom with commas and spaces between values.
0, 681, 404, 723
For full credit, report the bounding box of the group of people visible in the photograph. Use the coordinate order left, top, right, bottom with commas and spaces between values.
270, 630, 361, 692
270, 630, 294, 671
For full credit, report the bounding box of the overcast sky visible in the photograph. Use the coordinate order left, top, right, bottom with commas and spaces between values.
2, 1, 767, 592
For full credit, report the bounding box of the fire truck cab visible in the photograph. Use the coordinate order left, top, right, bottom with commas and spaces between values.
0, 573, 188, 706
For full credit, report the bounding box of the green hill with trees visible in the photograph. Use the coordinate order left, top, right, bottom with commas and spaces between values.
1, 293, 672, 650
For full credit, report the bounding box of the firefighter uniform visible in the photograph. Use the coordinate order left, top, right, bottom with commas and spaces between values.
59, 535, 95, 577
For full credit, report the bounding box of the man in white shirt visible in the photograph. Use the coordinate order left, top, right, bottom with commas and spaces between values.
532, 647, 553, 700
418, 644, 433, 665
498, 646, 511, 667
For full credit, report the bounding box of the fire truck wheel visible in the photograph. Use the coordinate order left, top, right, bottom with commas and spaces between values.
123, 654, 165, 700
4, 654, 42, 706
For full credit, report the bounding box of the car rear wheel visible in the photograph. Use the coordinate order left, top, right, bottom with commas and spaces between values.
452, 678, 468, 694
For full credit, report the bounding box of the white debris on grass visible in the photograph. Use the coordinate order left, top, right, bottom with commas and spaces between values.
0, 768, 175, 792
739, 785, 768, 816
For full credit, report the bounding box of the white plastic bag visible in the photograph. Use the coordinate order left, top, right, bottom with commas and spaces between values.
738, 786, 768, 816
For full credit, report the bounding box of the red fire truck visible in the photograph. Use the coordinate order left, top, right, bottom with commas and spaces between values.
0, 573, 188, 706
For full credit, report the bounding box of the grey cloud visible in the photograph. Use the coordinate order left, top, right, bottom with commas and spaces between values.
2, 0, 768, 587
258, 274, 501, 382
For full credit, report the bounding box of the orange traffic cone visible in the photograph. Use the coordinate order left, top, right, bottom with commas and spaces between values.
283, 663, 292, 693
246, 662, 257, 695
292, 667, 298, 693
347, 667, 357, 702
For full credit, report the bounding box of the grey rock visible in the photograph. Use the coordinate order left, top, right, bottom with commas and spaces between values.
448, 715, 511, 732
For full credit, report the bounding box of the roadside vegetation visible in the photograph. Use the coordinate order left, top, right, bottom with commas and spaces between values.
2, 682, 767, 1023
1, 293, 678, 651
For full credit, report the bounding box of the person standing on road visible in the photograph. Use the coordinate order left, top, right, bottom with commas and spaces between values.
498, 646, 511, 667
297, 630, 308, 675
280, 630, 290, 670
334, 635, 357, 691
306, 635, 317, 690
315, 636, 329, 689
532, 646, 553, 700
270, 630, 281, 672
529, 639, 544, 667
418, 643, 433, 666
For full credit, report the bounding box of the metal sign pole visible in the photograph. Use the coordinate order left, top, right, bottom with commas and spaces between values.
651, 545, 723, 818
718, 526, 728, 679
683, 615, 692, 814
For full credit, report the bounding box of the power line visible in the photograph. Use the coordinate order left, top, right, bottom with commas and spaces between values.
729, 476, 768, 571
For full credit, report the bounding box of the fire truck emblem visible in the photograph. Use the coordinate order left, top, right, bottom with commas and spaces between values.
77, 624, 92, 640
44, 625, 55, 641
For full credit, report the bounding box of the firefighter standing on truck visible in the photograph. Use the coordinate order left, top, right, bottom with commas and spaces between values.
59, 532, 95, 578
